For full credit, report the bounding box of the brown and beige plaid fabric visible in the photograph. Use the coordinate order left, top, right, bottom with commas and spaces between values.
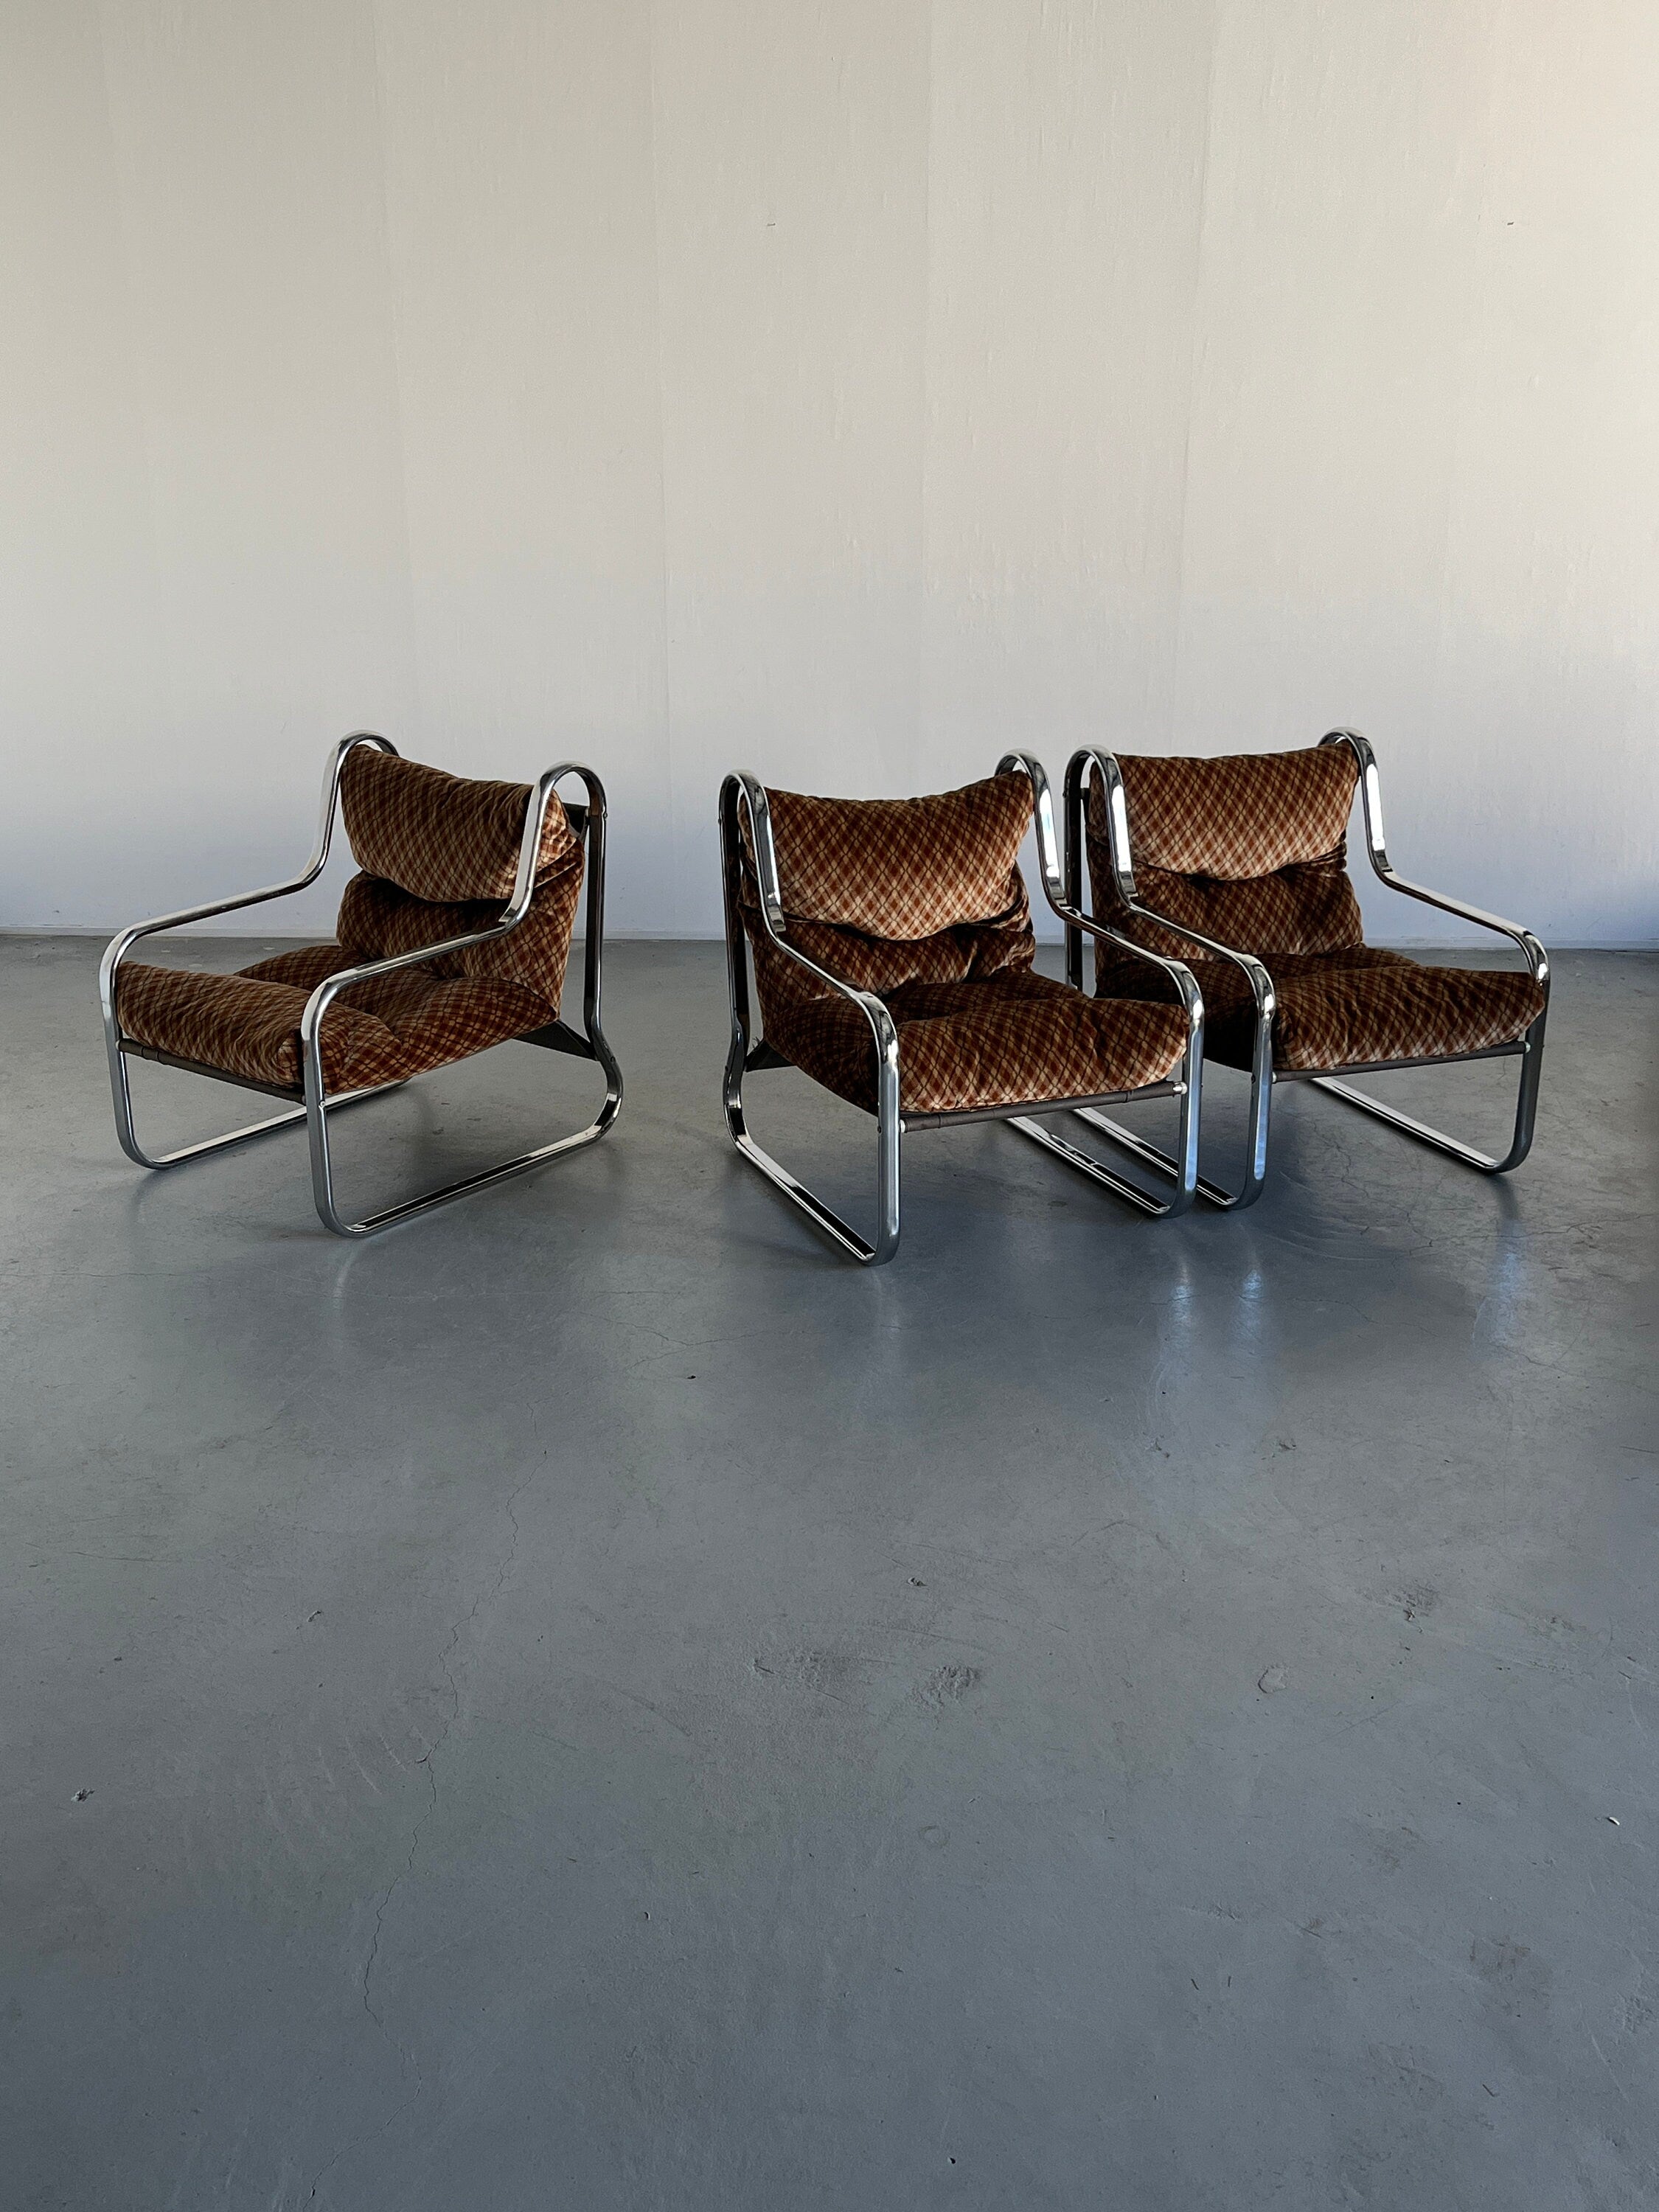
766, 970, 1189, 1117
1090, 852, 1366, 964
116, 952, 552, 1094
335, 859, 581, 1001
341, 748, 579, 902
745, 774, 1034, 939
742, 887, 1035, 1018
737, 773, 1038, 1051
1093, 747, 1360, 879
1092, 946, 1545, 1074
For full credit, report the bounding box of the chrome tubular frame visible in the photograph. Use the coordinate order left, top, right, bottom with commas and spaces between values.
999, 752, 1206, 1220
1064, 748, 1275, 1210
101, 738, 622, 1237
721, 773, 901, 1264
1310, 728, 1548, 1173
1060, 733, 1549, 1195
719, 757, 1204, 1267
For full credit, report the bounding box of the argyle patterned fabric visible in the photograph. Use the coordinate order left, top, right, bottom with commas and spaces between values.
765, 970, 1189, 1118
341, 747, 578, 902
1096, 746, 1360, 878
115, 953, 552, 1093
116, 751, 584, 1095
1091, 947, 1545, 1074
744, 774, 1034, 939
1092, 852, 1367, 964
743, 889, 1035, 1012
335, 861, 581, 1001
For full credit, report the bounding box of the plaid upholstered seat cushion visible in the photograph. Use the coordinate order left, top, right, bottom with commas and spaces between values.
765, 970, 1189, 1117
116, 945, 554, 1094
1094, 947, 1544, 1074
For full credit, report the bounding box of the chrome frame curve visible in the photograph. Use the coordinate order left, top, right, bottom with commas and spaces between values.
719, 756, 1205, 1267
1065, 748, 1275, 1209
1310, 728, 1548, 1173
1062, 731, 1549, 1195
100, 736, 622, 1237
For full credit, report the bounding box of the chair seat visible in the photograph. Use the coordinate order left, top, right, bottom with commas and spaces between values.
766, 970, 1190, 1117
116, 942, 554, 1094
1100, 947, 1545, 1074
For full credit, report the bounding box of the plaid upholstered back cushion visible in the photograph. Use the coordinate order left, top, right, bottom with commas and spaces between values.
1086, 748, 1364, 959
740, 773, 1037, 1009
1108, 748, 1358, 877
751, 775, 1034, 939
341, 748, 578, 903
335, 864, 581, 1001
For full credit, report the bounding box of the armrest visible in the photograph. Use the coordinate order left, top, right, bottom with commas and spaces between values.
1062, 748, 1272, 1018
722, 772, 900, 1062
100, 733, 397, 1032
997, 751, 1205, 1031
298, 763, 595, 1065
1321, 730, 1549, 990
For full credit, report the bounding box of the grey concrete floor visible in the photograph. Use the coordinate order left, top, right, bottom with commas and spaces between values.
4, 934, 1657, 2211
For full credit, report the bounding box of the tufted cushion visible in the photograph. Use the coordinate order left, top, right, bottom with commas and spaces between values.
1097, 852, 1366, 964
341, 748, 579, 903
115, 950, 552, 1095
1092, 947, 1545, 1075
747, 774, 1034, 940
765, 970, 1189, 1118
335, 861, 581, 1002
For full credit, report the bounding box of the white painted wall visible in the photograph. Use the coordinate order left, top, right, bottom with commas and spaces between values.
3, 0, 1654, 942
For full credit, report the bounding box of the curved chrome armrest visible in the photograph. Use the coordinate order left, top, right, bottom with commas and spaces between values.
1320, 730, 1549, 991
99, 733, 397, 1033
718, 771, 900, 1262
297, 762, 597, 1056
720, 772, 901, 1065
997, 751, 1204, 1033
1060, 748, 1272, 1019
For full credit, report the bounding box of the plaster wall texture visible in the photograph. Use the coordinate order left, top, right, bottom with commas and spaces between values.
2, 0, 1655, 942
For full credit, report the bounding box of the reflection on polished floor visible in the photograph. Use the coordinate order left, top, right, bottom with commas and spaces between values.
5, 937, 1656, 2211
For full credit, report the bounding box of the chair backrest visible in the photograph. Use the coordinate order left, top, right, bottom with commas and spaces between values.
739, 773, 1036, 1003
1085, 746, 1363, 961
335, 748, 583, 999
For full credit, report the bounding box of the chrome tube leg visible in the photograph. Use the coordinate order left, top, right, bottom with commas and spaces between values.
717, 778, 901, 1266
720, 1027, 902, 1267
571, 773, 625, 1122
302, 1053, 619, 1241
1071, 1018, 1272, 1211
1310, 1014, 1546, 1175
106, 1034, 401, 1173
1307, 729, 1548, 1177
302, 806, 622, 1239
1008, 1036, 1204, 1220
1057, 747, 1274, 1211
